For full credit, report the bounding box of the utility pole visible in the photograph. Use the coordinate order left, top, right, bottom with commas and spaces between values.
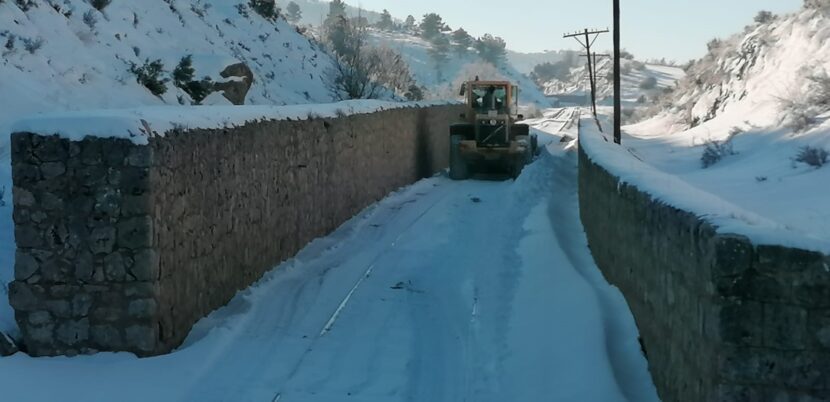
564, 28, 609, 117
613, 0, 622, 144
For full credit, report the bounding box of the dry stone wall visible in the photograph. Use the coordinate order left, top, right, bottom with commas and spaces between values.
9, 104, 463, 356
578, 139, 830, 401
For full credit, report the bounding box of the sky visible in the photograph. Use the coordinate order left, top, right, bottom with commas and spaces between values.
348, 0, 803, 62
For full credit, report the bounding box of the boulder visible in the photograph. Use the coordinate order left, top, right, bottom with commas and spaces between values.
214, 62, 254, 105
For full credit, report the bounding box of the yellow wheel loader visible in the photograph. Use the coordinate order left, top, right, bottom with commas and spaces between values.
449, 80, 538, 180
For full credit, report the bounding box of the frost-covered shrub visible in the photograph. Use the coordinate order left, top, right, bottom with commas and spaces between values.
15, 0, 37, 11
794, 146, 829, 168
173, 55, 213, 104
248, 0, 279, 21
90, 0, 111, 11
755, 11, 775, 24
130, 59, 169, 96
404, 84, 424, 101
804, 0, 830, 10
83, 9, 97, 29
22, 37, 43, 54
701, 135, 737, 168
639, 76, 658, 90
780, 68, 830, 131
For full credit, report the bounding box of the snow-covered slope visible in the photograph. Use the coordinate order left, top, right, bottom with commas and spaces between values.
0, 0, 338, 149
369, 31, 552, 112
275, 0, 383, 27
506, 49, 572, 75
541, 58, 684, 106
621, 5, 830, 248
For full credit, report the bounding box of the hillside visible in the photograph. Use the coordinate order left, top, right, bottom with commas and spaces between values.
539, 57, 685, 107
275, 0, 382, 26
506, 49, 573, 75
623, 3, 830, 245
369, 31, 552, 113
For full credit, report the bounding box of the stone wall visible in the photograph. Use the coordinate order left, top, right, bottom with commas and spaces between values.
578, 140, 830, 401
9, 104, 463, 356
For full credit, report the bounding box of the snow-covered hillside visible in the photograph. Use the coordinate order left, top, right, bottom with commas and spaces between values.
622, 4, 830, 247
275, 0, 382, 27
0, 0, 338, 150
370, 31, 552, 113
506, 49, 572, 75
541, 58, 684, 106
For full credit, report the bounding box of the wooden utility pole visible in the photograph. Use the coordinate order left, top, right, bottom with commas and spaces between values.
613, 0, 622, 144
564, 28, 609, 117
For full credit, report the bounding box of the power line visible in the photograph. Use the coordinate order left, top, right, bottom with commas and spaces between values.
564, 29, 609, 118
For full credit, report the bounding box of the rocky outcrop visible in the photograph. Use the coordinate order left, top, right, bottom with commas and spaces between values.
213, 62, 255, 105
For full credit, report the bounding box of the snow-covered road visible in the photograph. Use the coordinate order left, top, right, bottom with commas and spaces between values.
0, 109, 658, 402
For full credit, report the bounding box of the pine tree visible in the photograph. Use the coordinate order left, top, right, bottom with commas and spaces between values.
428, 34, 451, 81
286, 1, 302, 23
451, 28, 473, 55
419, 13, 445, 40
376, 9, 393, 31
404, 15, 416, 32
325, 0, 347, 26
475, 34, 507, 65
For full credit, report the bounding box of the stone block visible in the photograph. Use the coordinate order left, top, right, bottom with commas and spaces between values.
56, 319, 90, 346
9, 282, 41, 311
15, 251, 40, 281
131, 249, 159, 281
712, 235, 753, 277
91, 325, 122, 349
763, 304, 808, 350
125, 325, 156, 353
89, 226, 117, 255
128, 299, 157, 318
117, 216, 153, 249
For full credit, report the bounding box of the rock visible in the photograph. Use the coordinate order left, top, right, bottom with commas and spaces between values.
28, 311, 52, 326
9, 282, 40, 311
125, 325, 156, 352
89, 226, 117, 255
32, 135, 68, 162
128, 299, 157, 318
55, 319, 90, 346
14, 251, 40, 281
215, 62, 254, 105
14, 225, 43, 248
72, 293, 94, 316
0, 332, 19, 357
40, 161, 66, 179
104, 251, 127, 281
91, 325, 122, 348
117, 216, 153, 249
12, 187, 35, 207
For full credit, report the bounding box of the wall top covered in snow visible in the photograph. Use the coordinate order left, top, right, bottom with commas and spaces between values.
579, 117, 830, 255
11, 100, 461, 146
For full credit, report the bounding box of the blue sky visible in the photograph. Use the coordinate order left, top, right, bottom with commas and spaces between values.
349, 0, 803, 61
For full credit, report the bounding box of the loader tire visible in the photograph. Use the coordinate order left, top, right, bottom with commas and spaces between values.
449, 135, 471, 180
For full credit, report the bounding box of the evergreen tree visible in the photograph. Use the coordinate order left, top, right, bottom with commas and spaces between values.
286, 1, 302, 23
451, 28, 473, 55
376, 9, 394, 30
404, 15, 417, 32
475, 34, 507, 65
428, 34, 451, 81
325, 0, 347, 26
419, 13, 445, 40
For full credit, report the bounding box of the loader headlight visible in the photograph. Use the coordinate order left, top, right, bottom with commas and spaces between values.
489, 120, 497, 125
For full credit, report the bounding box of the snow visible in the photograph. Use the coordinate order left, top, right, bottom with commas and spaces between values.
368, 31, 553, 111
599, 6, 830, 255
0, 0, 339, 151
581, 112, 830, 255
0, 108, 658, 401
11, 100, 460, 145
